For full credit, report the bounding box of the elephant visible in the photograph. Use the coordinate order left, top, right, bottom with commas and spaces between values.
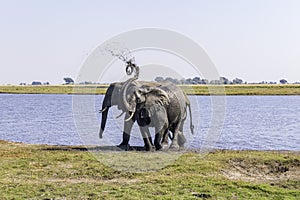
99, 78, 194, 151
99, 80, 155, 150
121, 77, 194, 150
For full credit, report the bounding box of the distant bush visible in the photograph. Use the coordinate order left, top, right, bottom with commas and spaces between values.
64, 77, 74, 84
280, 79, 288, 84
32, 81, 42, 85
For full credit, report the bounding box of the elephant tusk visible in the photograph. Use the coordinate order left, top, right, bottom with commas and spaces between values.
115, 111, 125, 119
124, 112, 135, 122
99, 107, 108, 113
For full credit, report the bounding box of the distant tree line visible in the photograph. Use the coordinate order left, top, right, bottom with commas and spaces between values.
155, 76, 246, 85
154, 77, 296, 85
19, 81, 50, 85
18, 77, 297, 85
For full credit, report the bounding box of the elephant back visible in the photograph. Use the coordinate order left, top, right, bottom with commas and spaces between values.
158, 82, 187, 122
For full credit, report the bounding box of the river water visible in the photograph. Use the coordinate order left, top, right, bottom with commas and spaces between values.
0, 94, 299, 150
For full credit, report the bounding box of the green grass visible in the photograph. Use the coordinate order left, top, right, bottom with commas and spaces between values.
1, 84, 300, 95
0, 85, 107, 95
0, 140, 299, 199
181, 84, 300, 95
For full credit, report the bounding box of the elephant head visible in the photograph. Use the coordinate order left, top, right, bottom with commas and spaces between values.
99, 78, 142, 139
99, 82, 124, 138
121, 78, 170, 123
120, 77, 139, 116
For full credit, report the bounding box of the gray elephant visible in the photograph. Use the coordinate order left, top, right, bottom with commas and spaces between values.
121, 77, 194, 150
99, 78, 194, 150
99, 80, 155, 150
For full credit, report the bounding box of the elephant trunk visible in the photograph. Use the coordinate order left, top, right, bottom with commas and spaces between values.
99, 106, 109, 139
121, 77, 137, 114
99, 85, 114, 139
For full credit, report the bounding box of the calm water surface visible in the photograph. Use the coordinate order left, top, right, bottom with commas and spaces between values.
0, 94, 299, 150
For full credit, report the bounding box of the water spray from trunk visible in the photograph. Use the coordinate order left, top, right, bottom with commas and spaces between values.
104, 43, 140, 79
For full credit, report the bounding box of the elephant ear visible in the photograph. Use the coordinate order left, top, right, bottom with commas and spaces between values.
144, 87, 170, 106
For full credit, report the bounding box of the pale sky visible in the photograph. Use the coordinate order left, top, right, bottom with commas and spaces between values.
0, 0, 300, 84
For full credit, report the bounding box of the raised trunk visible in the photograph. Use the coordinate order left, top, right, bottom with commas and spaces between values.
121, 77, 137, 113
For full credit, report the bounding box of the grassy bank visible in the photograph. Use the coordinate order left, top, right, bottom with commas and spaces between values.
1, 84, 300, 95
0, 85, 107, 95
183, 84, 300, 95
0, 140, 299, 199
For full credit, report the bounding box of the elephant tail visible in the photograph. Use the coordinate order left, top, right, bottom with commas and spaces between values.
187, 100, 194, 135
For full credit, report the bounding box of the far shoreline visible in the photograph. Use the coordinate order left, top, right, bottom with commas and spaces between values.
1, 84, 300, 95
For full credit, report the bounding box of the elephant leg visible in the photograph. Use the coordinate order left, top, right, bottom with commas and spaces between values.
169, 131, 180, 149
139, 127, 154, 151
177, 122, 186, 147
154, 133, 162, 150
118, 114, 134, 148
169, 122, 182, 149
161, 129, 169, 149
154, 124, 168, 150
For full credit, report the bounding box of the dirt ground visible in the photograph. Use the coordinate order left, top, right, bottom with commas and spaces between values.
221, 155, 300, 185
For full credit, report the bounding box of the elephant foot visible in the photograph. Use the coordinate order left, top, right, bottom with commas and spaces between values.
117, 143, 131, 151
155, 144, 163, 151
178, 135, 186, 147
145, 145, 155, 152
169, 143, 180, 150
161, 142, 169, 150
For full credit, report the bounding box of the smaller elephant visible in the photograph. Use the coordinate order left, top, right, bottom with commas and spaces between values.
122, 78, 194, 150
135, 87, 171, 150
